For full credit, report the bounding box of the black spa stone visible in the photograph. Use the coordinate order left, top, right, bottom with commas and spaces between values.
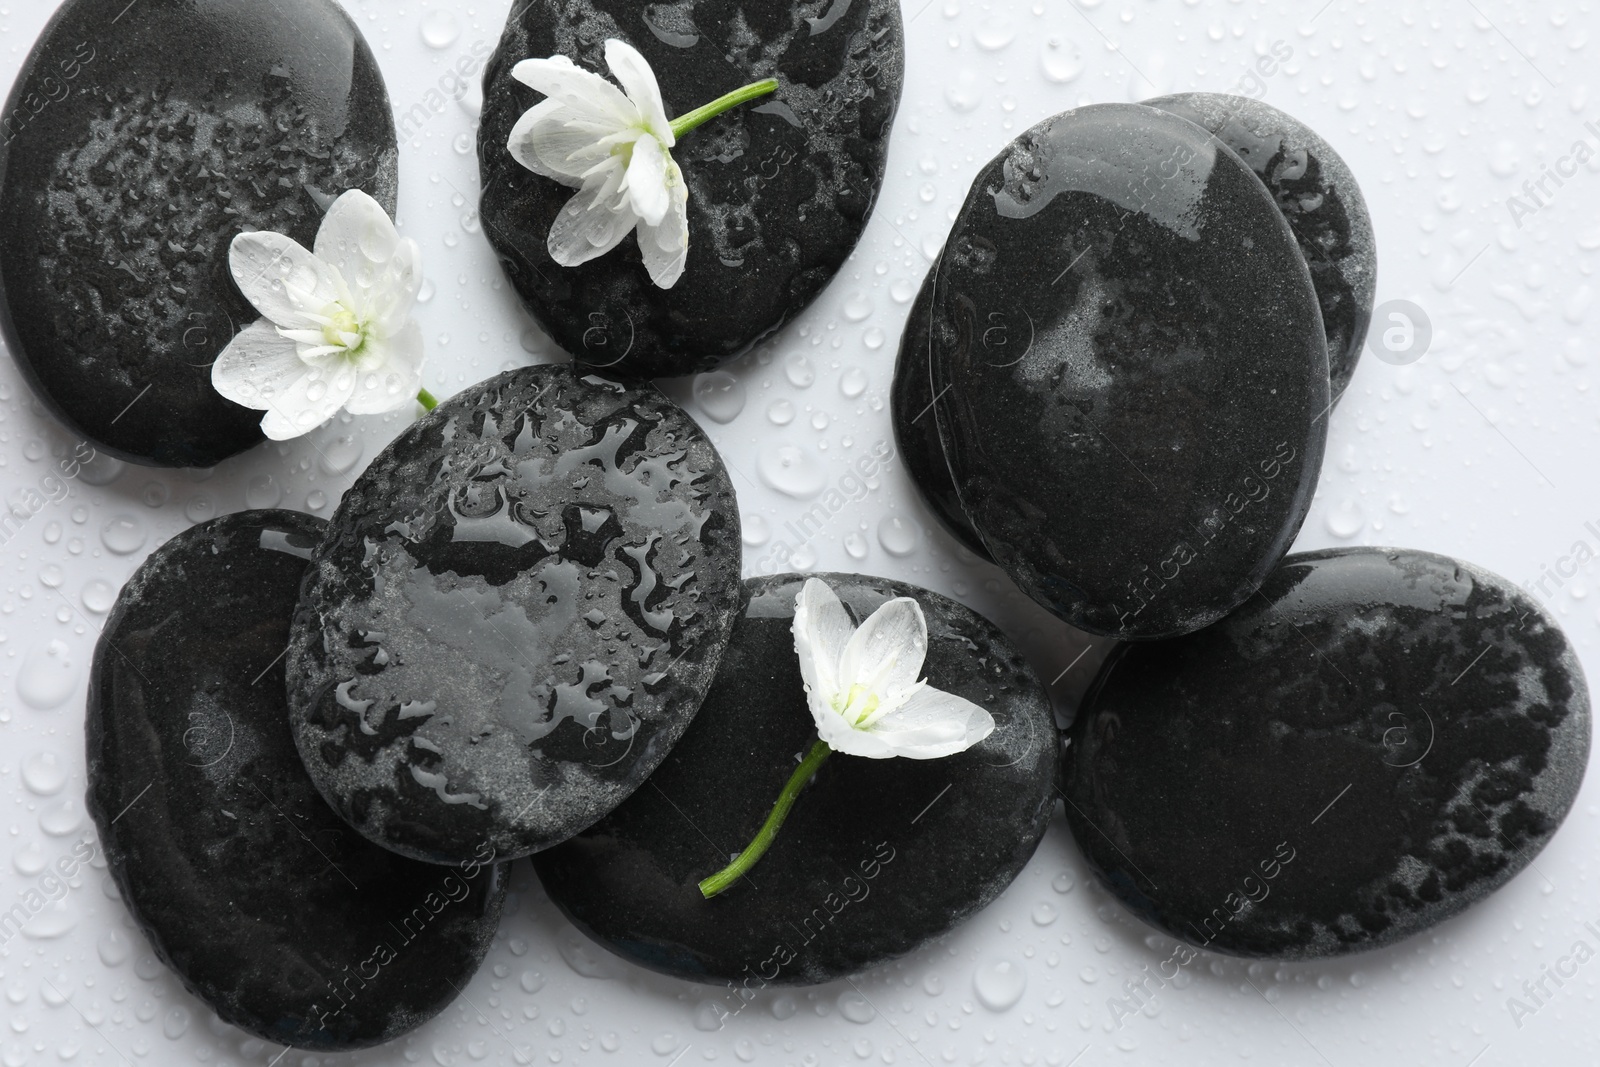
86, 511, 506, 1051
926, 104, 1329, 640
478, 0, 904, 378
0, 0, 397, 467
890, 260, 989, 560
287, 365, 743, 864
533, 573, 1058, 985
1145, 92, 1376, 403
1063, 548, 1591, 960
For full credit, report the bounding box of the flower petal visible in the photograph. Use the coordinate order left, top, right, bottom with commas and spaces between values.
313, 190, 410, 304
257, 360, 359, 441
637, 156, 689, 289
228, 232, 337, 329
862, 687, 996, 760
210, 320, 310, 411
814, 709, 897, 759
547, 169, 637, 267
509, 98, 612, 183
837, 597, 928, 705
512, 55, 637, 130
604, 39, 674, 144
793, 578, 854, 716
624, 134, 671, 227
345, 321, 425, 415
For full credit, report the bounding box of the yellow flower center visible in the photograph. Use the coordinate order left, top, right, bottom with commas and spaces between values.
322, 304, 369, 357
834, 684, 880, 728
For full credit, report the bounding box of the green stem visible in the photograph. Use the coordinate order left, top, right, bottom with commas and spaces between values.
417, 388, 438, 411
671, 78, 780, 140
699, 738, 831, 899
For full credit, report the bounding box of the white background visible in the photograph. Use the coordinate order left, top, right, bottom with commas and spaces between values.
2, 0, 1597, 1064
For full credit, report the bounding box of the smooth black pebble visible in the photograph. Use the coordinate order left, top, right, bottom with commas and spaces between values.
478, 0, 904, 377
288, 366, 743, 864
1145, 92, 1376, 403
534, 573, 1058, 985
1063, 547, 1591, 960
87, 511, 506, 1051
923, 104, 1329, 640
0, 0, 397, 467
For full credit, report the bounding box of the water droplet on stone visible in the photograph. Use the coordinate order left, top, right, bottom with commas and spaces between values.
100, 514, 147, 555
22, 752, 66, 795
18, 638, 79, 710
693, 372, 746, 424
973, 958, 1027, 1011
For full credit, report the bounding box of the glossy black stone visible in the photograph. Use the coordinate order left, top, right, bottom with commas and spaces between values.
87, 511, 506, 1051
890, 260, 989, 559
1064, 548, 1591, 960
1145, 93, 1376, 403
534, 573, 1058, 985
478, 0, 903, 377
0, 0, 397, 467
288, 366, 743, 864
926, 104, 1329, 640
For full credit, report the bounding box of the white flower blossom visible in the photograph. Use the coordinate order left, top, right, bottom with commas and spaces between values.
211, 189, 425, 441
793, 578, 996, 760
506, 39, 690, 289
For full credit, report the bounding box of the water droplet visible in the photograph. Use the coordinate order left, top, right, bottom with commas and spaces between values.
418, 278, 437, 304
43, 521, 62, 545
320, 436, 364, 476
693, 372, 746, 424
306, 490, 329, 512
100, 514, 147, 555
945, 69, 983, 112
419, 9, 461, 49
184, 493, 215, 525
81, 579, 115, 615
39, 564, 63, 589
693, 1002, 725, 1031
1032, 902, 1058, 926
785, 353, 816, 389
76, 451, 124, 487
13, 842, 45, 876
973, 958, 1026, 1012
922, 973, 944, 996
519, 970, 544, 994
743, 514, 771, 547
758, 445, 827, 498
844, 531, 869, 560
558, 938, 613, 978
18, 638, 80, 710
767, 400, 795, 426
840, 368, 868, 399
651, 1033, 680, 1055
1324, 499, 1365, 539
842, 292, 873, 322
1052, 872, 1075, 894
863, 327, 886, 350
39, 798, 84, 837
975, 15, 1016, 50
22, 752, 66, 796
98, 930, 129, 967
245, 475, 282, 510
735, 1039, 756, 1063
1041, 37, 1085, 83
877, 515, 920, 557
771, 995, 798, 1020
162, 1007, 190, 1040
838, 991, 875, 1023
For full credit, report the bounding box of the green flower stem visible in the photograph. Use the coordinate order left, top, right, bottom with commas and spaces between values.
671, 78, 779, 140
699, 737, 831, 899
417, 388, 439, 411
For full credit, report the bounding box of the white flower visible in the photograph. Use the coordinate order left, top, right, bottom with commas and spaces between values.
507, 39, 689, 289
212, 190, 425, 441
793, 578, 997, 760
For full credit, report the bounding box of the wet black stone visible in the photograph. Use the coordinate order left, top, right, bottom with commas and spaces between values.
87, 511, 506, 1051
1063, 548, 1591, 960
890, 260, 989, 560
288, 366, 743, 864
925, 104, 1329, 640
478, 0, 903, 378
534, 573, 1058, 985
0, 0, 398, 467
1145, 93, 1376, 403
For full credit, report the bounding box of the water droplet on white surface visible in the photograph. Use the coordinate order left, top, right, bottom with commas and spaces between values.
1325, 499, 1365, 539
320, 436, 363, 476
1040, 37, 1085, 83
18, 638, 79, 709
785, 353, 816, 388
22, 752, 66, 795
839, 368, 868, 399
842, 292, 873, 322
245, 475, 282, 510
77, 451, 124, 487
100, 514, 147, 555
1052, 872, 1075, 894
743, 514, 771, 547
877, 515, 919, 557
39, 564, 63, 589
519, 970, 544, 994
693, 372, 746, 424
838, 991, 875, 1023
759, 445, 827, 498
98, 930, 129, 967
419, 9, 461, 49
767, 400, 795, 426
559, 938, 613, 978
13, 842, 45, 876
162, 1007, 190, 1040
975, 15, 1015, 50
771, 995, 798, 1020
974, 958, 1026, 1011
844, 531, 869, 560
184, 494, 215, 525
1032, 902, 1058, 926
39, 798, 84, 837
651, 1032, 679, 1055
